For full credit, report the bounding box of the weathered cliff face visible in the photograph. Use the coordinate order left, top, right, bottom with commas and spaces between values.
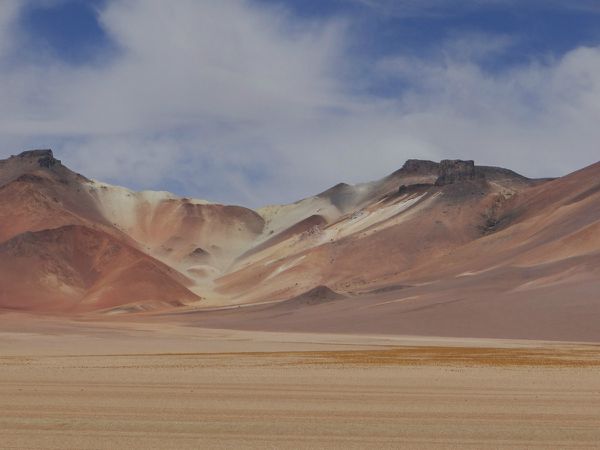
18, 149, 59, 168
434, 159, 484, 186
395, 159, 488, 194
400, 159, 440, 175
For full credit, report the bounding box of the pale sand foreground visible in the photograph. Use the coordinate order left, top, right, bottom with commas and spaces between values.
1, 314, 600, 449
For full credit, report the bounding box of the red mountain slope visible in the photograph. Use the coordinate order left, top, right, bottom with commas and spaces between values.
0, 225, 200, 313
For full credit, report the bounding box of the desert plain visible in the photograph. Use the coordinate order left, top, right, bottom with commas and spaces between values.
1, 313, 600, 449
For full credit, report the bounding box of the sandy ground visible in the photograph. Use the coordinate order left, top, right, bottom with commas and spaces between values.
1, 314, 600, 449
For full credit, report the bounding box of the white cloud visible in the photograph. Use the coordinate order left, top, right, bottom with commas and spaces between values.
375, 44, 600, 176
0, 0, 23, 57
0, 0, 599, 206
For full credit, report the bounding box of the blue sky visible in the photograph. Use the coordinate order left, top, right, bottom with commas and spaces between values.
1, 0, 600, 205
19, 1, 600, 77
19, 0, 111, 64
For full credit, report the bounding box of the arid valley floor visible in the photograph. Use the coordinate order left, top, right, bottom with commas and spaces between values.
2, 313, 600, 449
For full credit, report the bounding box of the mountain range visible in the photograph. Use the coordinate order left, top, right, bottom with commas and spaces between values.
1, 149, 599, 340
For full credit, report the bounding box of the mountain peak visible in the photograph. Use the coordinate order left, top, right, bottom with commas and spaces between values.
17, 149, 54, 158
400, 159, 440, 174
14, 149, 59, 168
0, 149, 89, 187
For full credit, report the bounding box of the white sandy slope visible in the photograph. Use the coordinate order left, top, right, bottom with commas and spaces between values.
81, 174, 428, 306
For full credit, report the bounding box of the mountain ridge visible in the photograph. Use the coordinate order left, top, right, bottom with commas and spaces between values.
1, 148, 600, 341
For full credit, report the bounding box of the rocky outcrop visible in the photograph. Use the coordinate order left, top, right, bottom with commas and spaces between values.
400, 159, 440, 175
395, 159, 486, 192
278, 285, 346, 308
15, 149, 60, 168
38, 154, 59, 168
435, 160, 484, 186
2, 149, 90, 185
188, 247, 210, 260
16, 149, 54, 159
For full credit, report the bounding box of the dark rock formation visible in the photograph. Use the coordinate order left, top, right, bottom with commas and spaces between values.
189, 247, 209, 258
400, 159, 440, 174
279, 285, 346, 308
38, 154, 59, 168
398, 183, 434, 195
17, 149, 54, 159
15, 149, 60, 168
435, 160, 484, 186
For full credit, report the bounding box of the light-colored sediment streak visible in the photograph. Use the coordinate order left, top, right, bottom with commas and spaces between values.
1, 318, 599, 449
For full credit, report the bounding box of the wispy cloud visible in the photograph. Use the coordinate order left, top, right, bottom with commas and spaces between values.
0, 0, 23, 57
0, 0, 599, 207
